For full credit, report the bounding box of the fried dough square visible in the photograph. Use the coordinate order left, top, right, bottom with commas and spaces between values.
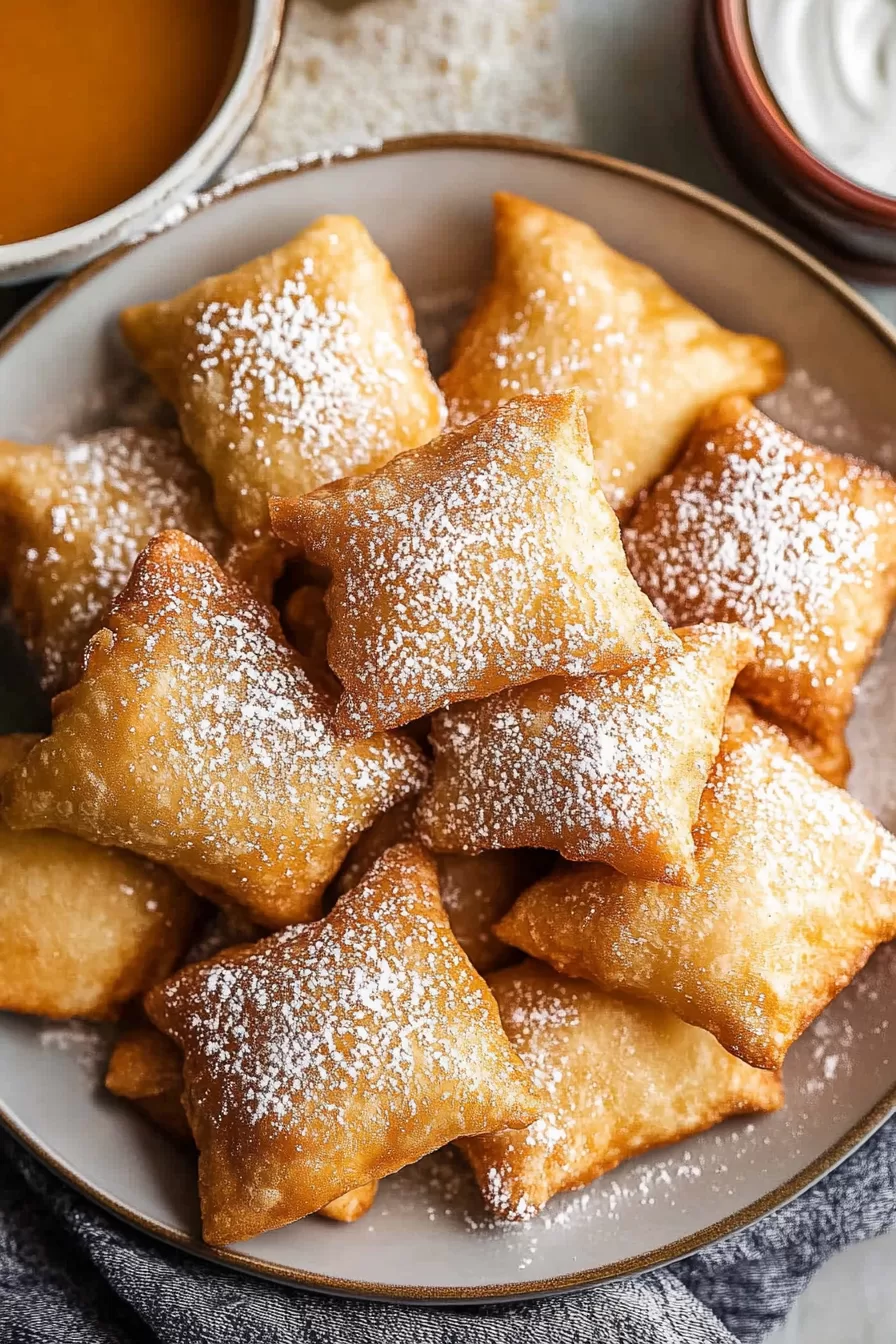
418, 622, 754, 885
271, 391, 678, 734
0, 429, 224, 694
105, 1024, 193, 1140
104, 905, 256, 1144
333, 798, 537, 973
496, 700, 896, 1069
2, 531, 426, 929
440, 193, 784, 515
458, 960, 783, 1220
145, 843, 542, 1243
0, 735, 197, 1020
625, 397, 896, 754
281, 583, 331, 669
105, 1022, 378, 1223
120, 216, 444, 544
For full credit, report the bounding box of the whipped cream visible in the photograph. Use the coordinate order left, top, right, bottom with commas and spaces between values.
749, 0, 896, 197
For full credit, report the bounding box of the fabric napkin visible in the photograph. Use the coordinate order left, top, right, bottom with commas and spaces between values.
2, 1117, 895, 1343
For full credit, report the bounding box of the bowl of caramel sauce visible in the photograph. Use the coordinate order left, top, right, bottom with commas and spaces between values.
0, 0, 282, 284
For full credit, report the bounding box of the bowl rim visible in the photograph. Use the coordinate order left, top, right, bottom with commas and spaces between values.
0, 0, 284, 276
713, 0, 896, 224
1, 131, 895, 1303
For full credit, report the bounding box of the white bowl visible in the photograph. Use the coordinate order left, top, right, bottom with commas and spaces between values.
1, 136, 896, 1301
0, 0, 283, 285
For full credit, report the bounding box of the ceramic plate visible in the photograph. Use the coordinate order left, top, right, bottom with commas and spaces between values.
1, 135, 896, 1304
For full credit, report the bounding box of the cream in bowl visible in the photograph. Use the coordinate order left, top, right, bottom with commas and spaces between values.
750, 0, 896, 200
697, 0, 896, 277
0, 0, 282, 284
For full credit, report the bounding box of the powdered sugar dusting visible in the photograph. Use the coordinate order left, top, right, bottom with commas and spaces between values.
459, 962, 780, 1223
419, 623, 748, 875
290, 395, 673, 731
152, 850, 528, 1140
7, 533, 425, 920
670, 710, 896, 1043
501, 704, 896, 1071
0, 428, 223, 692
625, 402, 896, 731
332, 799, 529, 973
490, 982, 583, 1209
188, 264, 436, 510
443, 269, 648, 512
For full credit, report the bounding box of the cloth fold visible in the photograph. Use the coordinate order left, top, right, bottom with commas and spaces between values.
2, 1118, 895, 1343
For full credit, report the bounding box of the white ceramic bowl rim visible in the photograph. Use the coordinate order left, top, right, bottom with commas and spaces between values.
2, 134, 896, 1303
0, 0, 283, 274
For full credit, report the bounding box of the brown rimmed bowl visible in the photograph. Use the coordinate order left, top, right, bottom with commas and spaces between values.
696, 0, 896, 279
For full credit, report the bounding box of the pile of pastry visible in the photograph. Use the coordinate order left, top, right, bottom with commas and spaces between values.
2, 192, 896, 1245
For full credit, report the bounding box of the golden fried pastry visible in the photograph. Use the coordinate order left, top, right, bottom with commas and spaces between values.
2, 531, 426, 929
106, 905, 263, 1140
0, 735, 196, 1020
271, 392, 679, 734
0, 428, 224, 694
281, 583, 331, 670
330, 797, 420, 897
757, 707, 851, 788
419, 622, 754, 885
436, 853, 532, 975
497, 700, 896, 1069
318, 1184, 379, 1224
105, 1021, 377, 1222
625, 397, 896, 754
120, 215, 444, 545
440, 194, 784, 515
458, 960, 783, 1220
333, 798, 534, 973
105, 1024, 192, 1141
145, 843, 542, 1243
222, 535, 292, 605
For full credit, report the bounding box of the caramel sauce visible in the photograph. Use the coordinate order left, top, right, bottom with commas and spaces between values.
0, 0, 241, 245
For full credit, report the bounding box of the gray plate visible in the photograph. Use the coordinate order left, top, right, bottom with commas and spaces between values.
1, 136, 895, 1303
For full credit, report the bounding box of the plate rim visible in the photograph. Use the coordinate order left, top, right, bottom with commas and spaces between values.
2, 131, 896, 1304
